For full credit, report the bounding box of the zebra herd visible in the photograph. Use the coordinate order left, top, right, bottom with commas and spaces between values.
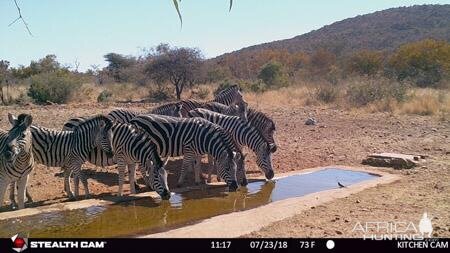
0, 85, 277, 210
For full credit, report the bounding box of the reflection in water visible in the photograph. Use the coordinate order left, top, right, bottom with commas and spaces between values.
0, 168, 376, 238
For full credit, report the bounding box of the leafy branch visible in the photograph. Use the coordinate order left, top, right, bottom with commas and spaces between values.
172, 0, 233, 26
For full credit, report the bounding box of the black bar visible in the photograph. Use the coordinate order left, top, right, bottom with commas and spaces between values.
1, 238, 448, 253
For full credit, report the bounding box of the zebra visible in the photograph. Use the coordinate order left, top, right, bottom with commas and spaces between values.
30, 115, 114, 199
130, 114, 240, 191
188, 108, 275, 184
62, 120, 171, 199
0, 113, 34, 209
107, 103, 183, 124
211, 85, 277, 152
173, 100, 248, 120
247, 108, 277, 153
212, 84, 244, 106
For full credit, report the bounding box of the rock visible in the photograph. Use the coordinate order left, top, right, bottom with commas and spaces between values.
356, 199, 361, 203
305, 118, 317, 125
362, 153, 419, 169
336, 230, 343, 235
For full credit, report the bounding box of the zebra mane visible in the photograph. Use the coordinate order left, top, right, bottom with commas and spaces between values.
216, 84, 240, 96
248, 108, 275, 129
73, 114, 112, 131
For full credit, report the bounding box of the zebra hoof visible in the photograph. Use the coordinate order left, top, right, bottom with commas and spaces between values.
10, 202, 18, 210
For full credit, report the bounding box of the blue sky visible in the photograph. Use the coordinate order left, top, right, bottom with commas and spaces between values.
1, 0, 449, 71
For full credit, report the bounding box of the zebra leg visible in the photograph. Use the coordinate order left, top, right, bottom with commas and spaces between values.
207, 154, 216, 183
63, 168, 75, 199
177, 149, 196, 187
25, 187, 33, 203
8, 182, 17, 208
128, 163, 137, 194
193, 155, 203, 185
17, 175, 29, 209
116, 157, 127, 197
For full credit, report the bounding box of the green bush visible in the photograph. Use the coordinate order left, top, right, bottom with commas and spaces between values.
387, 39, 450, 87
257, 61, 288, 88
28, 71, 81, 104
97, 90, 113, 102
346, 79, 408, 106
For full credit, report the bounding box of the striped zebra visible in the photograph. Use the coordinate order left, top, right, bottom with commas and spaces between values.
31, 115, 114, 199
130, 114, 240, 191
107, 103, 183, 124
247, 108, 277, 152
188, 109, 275, 184
212, 84, 244, 105
0, 113, 34, 209
62, 120, 171, 199
213, 85, 277, 152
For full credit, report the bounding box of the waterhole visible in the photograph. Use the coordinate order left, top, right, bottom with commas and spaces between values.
0, 168, 378, 238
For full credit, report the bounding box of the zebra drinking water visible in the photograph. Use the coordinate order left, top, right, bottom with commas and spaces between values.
0, 113, 34, 209
63, 120, 171, 199
188, 109, 275, 184
30, 115, 114, 199
130, 114, 240, 191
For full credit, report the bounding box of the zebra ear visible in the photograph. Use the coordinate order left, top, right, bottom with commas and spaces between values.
8, 113, 18, 126
20, 114, 33, 128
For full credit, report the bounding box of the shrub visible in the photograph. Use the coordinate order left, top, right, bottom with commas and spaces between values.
97, 90, 113, 102
257, 61, 288, 88
347, 50, 384, 76
314, 84, 339, 103
190, 86, 210, 100
346, 78, 408, 106
148, 88, 173, 102
387, 39, 450, 87
28, 71, 81, 104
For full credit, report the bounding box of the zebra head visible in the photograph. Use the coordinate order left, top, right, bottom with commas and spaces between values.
143, 149, 171, 200
95, 116, 114, 158
256, 142, 275, 180
216, 150, 239, 192
2, 113, 33, 163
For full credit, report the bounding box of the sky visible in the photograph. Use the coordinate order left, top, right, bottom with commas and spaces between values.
1, 0, 449, 71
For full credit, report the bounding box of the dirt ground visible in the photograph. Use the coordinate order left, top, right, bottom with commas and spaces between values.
0, 102, 449, 237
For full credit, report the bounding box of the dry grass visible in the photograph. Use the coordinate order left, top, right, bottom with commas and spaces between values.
244, 86, 311, 107
400, 89, 450, 116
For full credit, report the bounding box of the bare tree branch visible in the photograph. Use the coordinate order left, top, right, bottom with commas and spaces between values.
9, 0, 33, 36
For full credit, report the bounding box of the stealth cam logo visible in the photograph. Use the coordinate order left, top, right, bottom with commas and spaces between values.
11, 234, 28, 252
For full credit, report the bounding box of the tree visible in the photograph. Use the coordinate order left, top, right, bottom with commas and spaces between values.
104, 53, 137, 82
347, 50, 384, 76
257, 61, 288, 88
0, 60, 12, 104
309, 48, 336, 76
388, 39, 450, 87
145, 45, 203, 99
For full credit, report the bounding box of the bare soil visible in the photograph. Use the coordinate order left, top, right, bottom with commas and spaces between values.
0, 102, 449, 237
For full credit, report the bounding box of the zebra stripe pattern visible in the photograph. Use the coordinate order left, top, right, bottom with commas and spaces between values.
0, 113, 34, 209
212, 84, 244, 106
107, 104, 183, 124
247, 108, 277, 152
31, 115, 114, 199
63, 119, 170, 199
212, 85, 277, 152
130, 114, 239, 191
188, 108, 275, 182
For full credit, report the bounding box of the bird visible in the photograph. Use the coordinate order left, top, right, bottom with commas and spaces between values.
338, 182, 346, 188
